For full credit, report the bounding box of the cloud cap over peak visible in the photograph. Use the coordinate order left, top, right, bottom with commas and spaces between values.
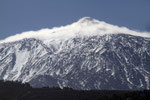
0, 17, 150, 44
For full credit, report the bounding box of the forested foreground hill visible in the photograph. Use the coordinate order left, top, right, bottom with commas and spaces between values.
0, 80, 150, 100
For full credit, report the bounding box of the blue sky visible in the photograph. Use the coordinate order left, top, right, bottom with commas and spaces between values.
0, 0, 150, 40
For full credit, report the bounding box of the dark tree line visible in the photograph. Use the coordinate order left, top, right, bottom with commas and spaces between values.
0, 80, 150, 100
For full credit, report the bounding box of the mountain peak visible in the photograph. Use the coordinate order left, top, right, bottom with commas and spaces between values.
0, 17, 150, 44
77, 17, 99, 24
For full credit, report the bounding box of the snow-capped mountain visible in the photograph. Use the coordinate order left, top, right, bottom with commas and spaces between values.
0, 17, 150, 90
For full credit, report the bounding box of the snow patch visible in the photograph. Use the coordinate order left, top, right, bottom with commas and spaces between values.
11, 50, 30, 80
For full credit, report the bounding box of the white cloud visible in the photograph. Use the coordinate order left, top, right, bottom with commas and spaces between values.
0, 17, 150, 45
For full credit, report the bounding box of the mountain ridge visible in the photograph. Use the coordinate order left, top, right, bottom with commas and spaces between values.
0, 17, 150, 44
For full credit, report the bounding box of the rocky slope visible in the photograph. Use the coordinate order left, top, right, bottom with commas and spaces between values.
0, 17, 150, 90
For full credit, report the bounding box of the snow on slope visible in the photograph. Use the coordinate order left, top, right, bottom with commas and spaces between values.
0, 17, 150, 45
3, 50, 30, 80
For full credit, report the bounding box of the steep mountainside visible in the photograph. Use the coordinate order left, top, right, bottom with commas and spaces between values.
0, 17, 150, 90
